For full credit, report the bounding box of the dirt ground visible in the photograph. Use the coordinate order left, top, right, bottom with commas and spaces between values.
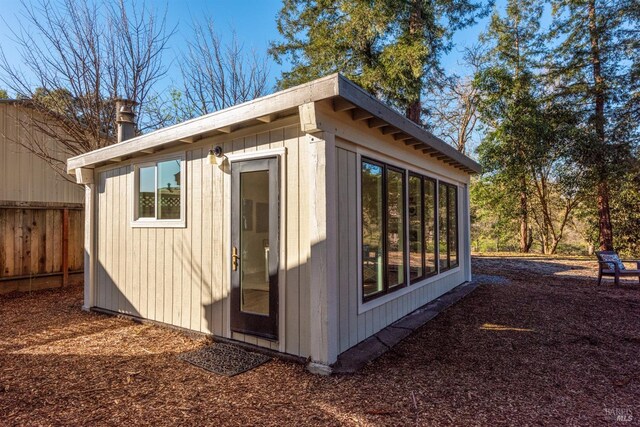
1, 255, 639, 426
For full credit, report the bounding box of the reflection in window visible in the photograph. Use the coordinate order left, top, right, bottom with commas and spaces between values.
138, 166, 155, 218
448, 185, 458, 267
439, 182, 458, 271
409, 175, 437, 282
240, 170, 270, 316
361, 157, 460, 302
408, 175, 423, 281
424, 178, 437, 274
361, 161, 384, 298
135, 157, 183, 221
387, 168, 405, 288
439, 183, 448, 271
157, 159, 181, 220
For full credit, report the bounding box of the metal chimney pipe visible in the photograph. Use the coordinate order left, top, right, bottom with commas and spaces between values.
115, 99, 137, 143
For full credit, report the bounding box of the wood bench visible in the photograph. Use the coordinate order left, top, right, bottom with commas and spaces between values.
596, 251, 640, 286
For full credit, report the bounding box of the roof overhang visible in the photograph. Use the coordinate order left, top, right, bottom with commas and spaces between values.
67, 74, 481, 175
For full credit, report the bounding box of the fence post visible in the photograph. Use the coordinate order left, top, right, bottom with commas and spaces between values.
62, 208, 69, 286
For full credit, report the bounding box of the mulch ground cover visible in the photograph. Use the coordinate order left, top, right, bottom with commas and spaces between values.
1, 255, 639, 426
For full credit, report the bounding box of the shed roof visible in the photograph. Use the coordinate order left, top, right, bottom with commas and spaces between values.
67, 74, 481, 174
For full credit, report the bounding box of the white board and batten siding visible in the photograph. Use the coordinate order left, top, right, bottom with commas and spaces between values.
334, 145, 467, 354
90, 101, 472, 363
93, 119, 314, 358
326, 103, 471, 356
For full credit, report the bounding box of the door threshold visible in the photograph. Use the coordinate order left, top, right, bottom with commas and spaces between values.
212, 335, 305, 365
231, 328, 278, 342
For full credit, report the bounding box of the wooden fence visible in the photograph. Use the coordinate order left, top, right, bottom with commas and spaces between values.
0, 202, 84, 294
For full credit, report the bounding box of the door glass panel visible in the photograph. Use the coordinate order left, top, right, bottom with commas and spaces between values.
240, 170, 270, 315
387, 168, 405, 288
361, 161, 384, 298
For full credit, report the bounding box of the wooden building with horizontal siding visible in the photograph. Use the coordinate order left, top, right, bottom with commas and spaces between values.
0, 101, 84, 293
68, 74, 480, 373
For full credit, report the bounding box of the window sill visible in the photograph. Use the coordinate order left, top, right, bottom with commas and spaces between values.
358, 266, 462, 315
408, 271, 438, 284
362, 283, 407, 304
439, 263, 460, 274
130, 220, 186, 228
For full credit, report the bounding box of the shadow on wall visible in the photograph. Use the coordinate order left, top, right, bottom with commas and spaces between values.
91, 160, 232, 332
92, 234, 313, 354
91, 157, 318, 355
92, 241, 229, 334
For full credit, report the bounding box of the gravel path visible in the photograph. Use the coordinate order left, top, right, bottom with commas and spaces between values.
472, 273, 511, 285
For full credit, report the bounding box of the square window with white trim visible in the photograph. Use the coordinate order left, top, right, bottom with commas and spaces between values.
133, 156, 185, 227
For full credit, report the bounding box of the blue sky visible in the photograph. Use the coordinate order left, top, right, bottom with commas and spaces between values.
0, 0, 498, 95
161, 1, 285, 89
160, 0, 496, 85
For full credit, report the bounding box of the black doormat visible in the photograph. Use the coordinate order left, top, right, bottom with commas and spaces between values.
179, 343, 272, 376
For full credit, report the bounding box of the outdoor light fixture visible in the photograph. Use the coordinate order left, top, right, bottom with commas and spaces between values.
208, 146, 225, 166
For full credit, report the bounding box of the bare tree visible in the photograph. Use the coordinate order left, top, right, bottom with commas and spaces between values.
184, 20, 270, 114
147, 19, 270, 128
426, 46, 487, 154
528, 165, 580, 254
0, 0, 172, 179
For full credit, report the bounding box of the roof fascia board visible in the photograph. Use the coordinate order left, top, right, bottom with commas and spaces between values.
67, 73, 341, 173
67, 72, 481, 174
335, 75, 481, 173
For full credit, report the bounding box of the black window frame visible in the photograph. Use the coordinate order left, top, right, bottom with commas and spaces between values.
360, 158, 386, 301
385, 164, 407, 291
423, 175, 439, 278
438, 182, 459, 272
408, 172, 438, 284
449, 183, 459, 268
408, 173, 425, 283
361, 158, 407, 302
360, 158, 460, 304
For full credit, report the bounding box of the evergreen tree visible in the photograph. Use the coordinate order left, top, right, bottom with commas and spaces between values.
547, 0, 640, 250
470, 175, 520, 252
609, 161, 640, 256
625, 1, 640, 123
270, 0, 489, 124
474, 0, 544, 253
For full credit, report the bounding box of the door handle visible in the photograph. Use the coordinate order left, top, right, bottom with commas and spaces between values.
232, 246, 239, 271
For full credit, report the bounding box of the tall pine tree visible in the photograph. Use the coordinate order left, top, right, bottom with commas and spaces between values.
548, 0, 640, 251
269, 0, 489, 124
474, 0, 545, 253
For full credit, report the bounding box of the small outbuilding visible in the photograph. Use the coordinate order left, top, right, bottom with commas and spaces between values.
68, 74, 480, 372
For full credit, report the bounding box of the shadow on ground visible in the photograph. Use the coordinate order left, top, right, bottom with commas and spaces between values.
1, 256, 639, 426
